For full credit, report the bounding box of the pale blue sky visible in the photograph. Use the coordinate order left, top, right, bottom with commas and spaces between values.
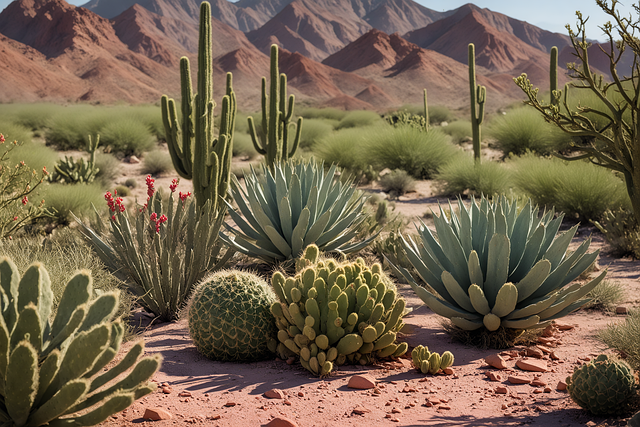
0, 0, 635, 40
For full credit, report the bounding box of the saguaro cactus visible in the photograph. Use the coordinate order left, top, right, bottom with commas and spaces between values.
161, 1, 236, 211
423, 88, 429, 131
248, 44, 302, 172
550, 46, 559, 106
468, 43, 486, 164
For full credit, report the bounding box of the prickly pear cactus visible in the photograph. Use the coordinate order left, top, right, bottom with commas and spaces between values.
411, 345, 454, 375
188, 270, 278, 362
269, 245, 410, 376
566, 354, 637, 415
0, 257, 161, 427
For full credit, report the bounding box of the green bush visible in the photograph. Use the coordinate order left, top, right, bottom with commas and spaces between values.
99, 118, 155, 156
441, 120, 473, 144
510, 153, 631, 221
366, 126, 461, 179
124, 177, 137, 188
141, 150, 174, 175
44, 106, 107, 150
40, 182, 105, 224
94, 152, 121, 187
5, 103, 60, 130
298, 118, 334, 149
314, 127, 373, 178
599, 309, 640, 371
115, 185, 130, 197
583, 280, 625, 312
379, 169, 416, 197
130, 104, 165, 141
429, 105, 456, 124
298, 106, 347, 121
489, 107, 572, 156
336, 110, 382, 129
232, 132, 258, 159
436, 156, 511, 197
0, 120, 32, 147
594, 208, 640, 258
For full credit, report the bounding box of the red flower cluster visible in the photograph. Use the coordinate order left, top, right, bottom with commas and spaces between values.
179, 191, 191, 202
105, 191, 125, 220
0, 134, 4, 143
21, 196, 27, 205
170, 178, 179, 193
149, 212, 168, 233
146, 175, 155, 199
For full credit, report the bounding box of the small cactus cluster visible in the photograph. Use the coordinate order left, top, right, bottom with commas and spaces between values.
411, 345, 455, 375
188, 270, 278, 362
269, 245, 409, 376
49, 136, 100, 184
566, 354, 637, 415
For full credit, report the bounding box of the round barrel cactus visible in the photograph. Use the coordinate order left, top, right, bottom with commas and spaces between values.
566, 354, 637, 415
188, 270, 278, 362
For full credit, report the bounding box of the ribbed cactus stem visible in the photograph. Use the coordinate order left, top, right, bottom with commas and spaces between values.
161, 1, 235, 210
468, 43, 486, 164
423, 88, 429, 131
550, 46, 559, 106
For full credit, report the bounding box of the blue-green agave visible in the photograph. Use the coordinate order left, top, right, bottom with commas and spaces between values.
392, 196, 606, 332
221, 161, 375, 264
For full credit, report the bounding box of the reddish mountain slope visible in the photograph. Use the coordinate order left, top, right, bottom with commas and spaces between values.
364, 0, 452, 36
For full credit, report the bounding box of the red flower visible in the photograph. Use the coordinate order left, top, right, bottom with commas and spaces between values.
146, 175, 155, 199
170, 178, 179, 193
179, 191, 191, 202
0, 134, 4, 143
42, 166, 48, 175
13, 216, 17, 221
21, 196, 28, 205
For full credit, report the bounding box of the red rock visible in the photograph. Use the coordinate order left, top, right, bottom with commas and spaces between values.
550, 352, 560, 360
178, 391, 191, 397
516, 358, 548, 372
297, 391, 304, 397
537, 345, 552, 354
507, 375, 531, 385
143, 407, 172, 421
531, 379, 546, 387
616, 306, 628, 315
348, 374, 376, 390
352, 406, 371, 415
207, 414, 222, 420
424, 400, 433, 407
537, 337, 557, 346
542, 325, 556, 337
486, 371, 502, 382
525, 347, 544, 358
286, 356, 296, 365
402, 386, 417, 393
438, 405, 451, 410
224, 402, 237, 407
533, 389, 543, 394
162, 387, 171, 394
556, 380, 567, 391
264, 389, 286, 399
485, 353, 508, 370
544, 387, 552, 393
443, 367, 454, 375
265, 417, 299, 427
284, 400, 292, 406
555, 322, 575, 331
501, 404, 508, 410
495, 386, 508, 394
391, 408, 402, 414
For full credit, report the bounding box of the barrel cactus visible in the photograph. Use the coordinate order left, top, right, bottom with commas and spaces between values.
188, 270, 278, 362
0, 257, 161, 427
411, 345, 454, 375
567, 354, 637, 415
392, 196, 606, 335
269, 245, 409, 376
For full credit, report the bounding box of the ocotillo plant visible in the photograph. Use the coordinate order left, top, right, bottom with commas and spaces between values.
550, 46, 559, 106
161, 1, 236, 211
468, 43, 486, 164
248, 44, 303, 172
423, 88, 429, 131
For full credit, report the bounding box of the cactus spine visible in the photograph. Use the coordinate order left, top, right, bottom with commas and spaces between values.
468, 43, 486, 164
248, 44, 302, 172
161, 1, 236, 211
550, 46, 559, 106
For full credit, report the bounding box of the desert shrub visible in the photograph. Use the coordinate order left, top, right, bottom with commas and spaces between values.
0, 103, 59, 130
125, 177, 137, 188
583, 280, 625, 312
366, 126, 461, 179
510, 153, 630, 221
141, 150, 174, 175
115, 185, 130, 197
435, 155, 511, 197
94, 152, 122, 186
234, 111, 251, 134
99, 118, 155, 156
489, 107, 573, 156
130, 104, 165, 141
594, 208, 640, 258
41, 182, 105, 224
441, 120, 473, 144
314, 127, 373, 178
429, 105, 456, 124
336, 110, 382, 129
232, 132, 258, 159
298, 106, 347, 121
44, 106, 112, 150
0, 120, 32, 147
598, 309, 640, 371
379, 169, 416, 197
298, 118, 334, 149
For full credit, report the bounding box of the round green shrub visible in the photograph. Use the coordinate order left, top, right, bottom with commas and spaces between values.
188, 270, 277, 362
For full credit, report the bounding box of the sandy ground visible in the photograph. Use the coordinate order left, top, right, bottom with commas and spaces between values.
85, 146, 640, 427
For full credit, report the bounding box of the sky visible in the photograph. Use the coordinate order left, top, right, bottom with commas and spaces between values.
0, 0, 636, 41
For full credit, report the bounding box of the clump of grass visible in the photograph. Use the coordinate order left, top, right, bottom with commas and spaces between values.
379, 169, 416, 198
298, 119, 334, 150
0, 103, 60, 131
40, 182, 106, 224
232, 132, 258, 160
97, 119, 155, 156
0, 120, 33, 147
488, 107, 572, 156
124, 178, 137, 188
598, 309, 640, 370
584, 280, 625, 312
336, 110, 382, 129
314, 127, 372, 178
441, 120, 473, 144
114, 185, 130, 197
94, 152, 121, 187
129, 104, 165, 141
594, 208, 640, 258
366, 126, 461, 179
429, 105, 456, 124
141, 150, 173, 176
510, 153, 630, 221
298, 107, 347, 121
435, 156, 511, 197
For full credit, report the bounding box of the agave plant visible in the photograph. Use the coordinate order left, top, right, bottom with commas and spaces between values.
392, 196, 606, 332
221, 161, 375, 264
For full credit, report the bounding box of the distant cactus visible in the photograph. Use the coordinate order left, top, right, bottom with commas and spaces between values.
411, 345, 454, 375
49, 135, 100, 184
248, 44, 302, 172
423, 88, 429, 131
0, 257, 161, 426
468, 43, 486, 164
550, 46, 559, 106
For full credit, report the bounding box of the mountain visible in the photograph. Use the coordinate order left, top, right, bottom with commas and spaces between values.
363, 0, 453, 36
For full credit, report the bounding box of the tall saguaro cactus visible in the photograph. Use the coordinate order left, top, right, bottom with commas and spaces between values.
550, 46, 559, 106
468, 43, 486, 164
161, 1, 236, 211
423, 88, 429, 131
248, 44, 302, 172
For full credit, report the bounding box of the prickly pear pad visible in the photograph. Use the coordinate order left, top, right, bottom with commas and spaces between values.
188, 270, 278, 362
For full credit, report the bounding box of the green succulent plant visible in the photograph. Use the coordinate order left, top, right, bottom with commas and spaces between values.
392, 196, 606, 333
567, 354, 637, 415
268, 245, 409, 376
411, 345, 454, 375
221, 160, 376, 265
188, 270, 278, 362
49, 136, 100, 184
0, 257, 161, 427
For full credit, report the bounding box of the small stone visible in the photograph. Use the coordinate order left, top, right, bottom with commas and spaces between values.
555, 322, 575, 331
348, 374, 376, 390
423, 400, 433, 407
516, 358, 548, 372
537, 337, 557, 346
224, 402, 237, 407
143, 408, 172, 421
264, 389, 286, 399
533, 389, 543, 394
286, 356, 296, 365
616, 306, 628, 315
544, 387, 552, 393
391, 408, 402, 414
495, 386, 508, 394
586, 421, 597, 427
352, 406, 371, 415
507, 375, 531, 385
556, 380, 567, 391
162, 387, 172, 394
402, 386, 417, 393
128, 156, 141, 164
536, 345, 552, 354
438, 405, 451, 410
541, 325, 556, 337
531, 379, 546, 387
501, 404, 508, 410
178, 391, 192, 397
207, 414, 221, 420
443, 367, 454, 375
265, 417, 299, 427
525, 347, 544, 359
485, 353, 508, 370
298, 391, 304, 397
485, 371, 502, 382
550, 352, 560, 360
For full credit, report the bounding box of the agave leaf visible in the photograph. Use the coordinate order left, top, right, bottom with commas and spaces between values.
441, 271, 474, 313
539, 214, 564, 256
505, 293, 558, 320
400, 235, 451, 305
501, 314, 541, 329
510, 224, 545, 282
542, 225, 578, 271
538, 270, 606, 320
483, 234, 510, 307
467, 250, 484, 289
514, 259, 552, 302
419, 290, 480, 321
433, 206, 470, 289
451, 316, 483, 330
508, 200, 532, 273
456, 199, 473, 255
278, 197, 293, 245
